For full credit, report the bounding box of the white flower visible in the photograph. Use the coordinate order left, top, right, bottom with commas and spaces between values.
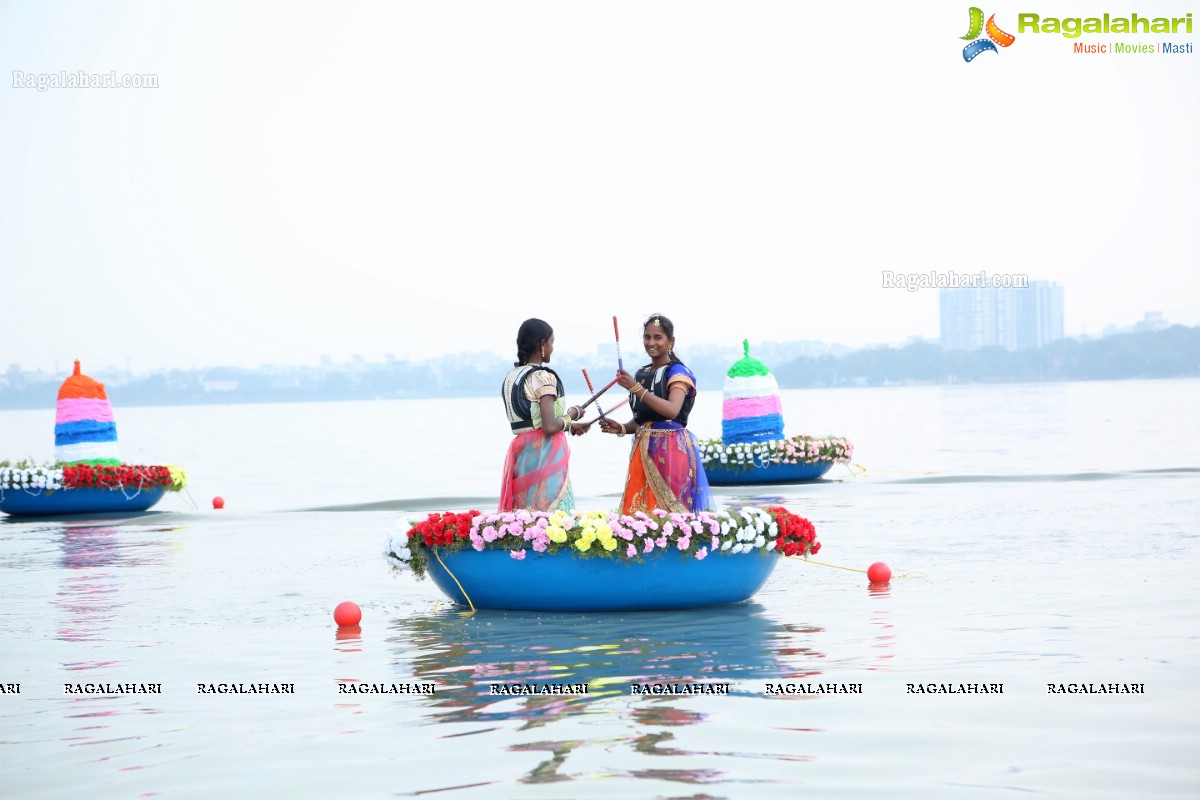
721, 540, 733, 551
754, 535, 765, 548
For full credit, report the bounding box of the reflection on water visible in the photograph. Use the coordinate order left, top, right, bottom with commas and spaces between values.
383, 602, 849, 787
390, 603, 823, 723
49, 524, 178, 762
867, 584, 897, 672
54, 525, 177, 651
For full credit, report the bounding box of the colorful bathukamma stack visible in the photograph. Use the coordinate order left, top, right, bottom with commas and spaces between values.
54, 360, 120, 466
721, 341, 784, 445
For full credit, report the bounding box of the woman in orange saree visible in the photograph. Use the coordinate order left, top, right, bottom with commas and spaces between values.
598, 314, 715, 514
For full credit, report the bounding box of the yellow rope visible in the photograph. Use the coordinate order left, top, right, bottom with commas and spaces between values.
792, 557, 867, 573
786, 556, 924, 579
432, 547, 476, 616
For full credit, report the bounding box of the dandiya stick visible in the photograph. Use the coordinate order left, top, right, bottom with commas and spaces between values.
582, 398, 628, 426
582, 368, 608, 420
579, 376, 620, 411
613, 315, 624, 372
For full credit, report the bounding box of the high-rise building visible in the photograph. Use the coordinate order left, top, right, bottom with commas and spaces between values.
940, 280, 1064, 351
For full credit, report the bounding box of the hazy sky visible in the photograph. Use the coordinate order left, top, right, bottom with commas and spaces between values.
2, 1, 1197, 374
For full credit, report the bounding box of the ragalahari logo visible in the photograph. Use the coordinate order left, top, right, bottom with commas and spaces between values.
962, 7, 1016, 61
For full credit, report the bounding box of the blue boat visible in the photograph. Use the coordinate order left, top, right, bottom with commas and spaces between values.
425, 548, 780, 612
703, 340, 851, 487
0, 486, 167, 518
705, 460, 835, 486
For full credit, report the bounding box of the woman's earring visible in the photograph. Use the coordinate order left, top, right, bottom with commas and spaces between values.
541, 345, 546, 361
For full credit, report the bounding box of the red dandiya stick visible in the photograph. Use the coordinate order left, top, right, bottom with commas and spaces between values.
613, 315, 624, 372
582, 398, 627, 426
579, 376, 620, 411
582, 368, 608, 420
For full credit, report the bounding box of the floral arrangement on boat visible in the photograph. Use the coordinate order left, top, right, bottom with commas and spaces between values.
382, 506, 821, 611
386, 506, 820, 578
0, 462, 187, 493
0, 361, 188, 517
702, 340, 854, 485
697, 435, 853, 473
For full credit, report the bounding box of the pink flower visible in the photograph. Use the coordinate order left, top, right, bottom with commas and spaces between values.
626, 544, 637, 558
655, 535, 668, 549
643, 537, 655, 554
510, 549, 526, 560
711, 535, 719, 550
696, 547, 708, 560
532, 538, 548, 553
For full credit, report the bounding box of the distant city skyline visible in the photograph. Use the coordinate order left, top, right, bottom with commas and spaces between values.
939, 281, 1065, 352
1, 301, 1187, 382
2, 4, 1196, 378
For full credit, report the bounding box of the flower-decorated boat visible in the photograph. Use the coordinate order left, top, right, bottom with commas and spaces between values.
383, 505, 821, 611
699, 341, 853, 485
0, 361, 187, 518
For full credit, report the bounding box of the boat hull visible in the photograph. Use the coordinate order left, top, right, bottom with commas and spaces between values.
705, 460, 834, 485
426, 548, 779, 611
0, 487, 167, 517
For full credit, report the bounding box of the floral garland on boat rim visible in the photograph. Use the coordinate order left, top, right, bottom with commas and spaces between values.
696, 434, 853, 472
383, 506, 820, 580
0, 463, 188, 494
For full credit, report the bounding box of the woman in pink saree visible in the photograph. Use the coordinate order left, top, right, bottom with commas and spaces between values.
499, 319, 591, 511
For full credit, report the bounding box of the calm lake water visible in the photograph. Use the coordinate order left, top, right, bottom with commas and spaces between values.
1, 380, 1198, 798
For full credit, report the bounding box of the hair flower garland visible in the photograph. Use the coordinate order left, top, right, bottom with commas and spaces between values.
383, 506, 820, 580
695, 435, 853, 472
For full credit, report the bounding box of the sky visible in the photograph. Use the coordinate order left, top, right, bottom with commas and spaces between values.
1, 1, 1198, 374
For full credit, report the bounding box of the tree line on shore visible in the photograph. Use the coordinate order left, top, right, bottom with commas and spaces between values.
1, 326, 1196, 410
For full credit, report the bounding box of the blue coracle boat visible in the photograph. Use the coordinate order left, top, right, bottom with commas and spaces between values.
705, 460, 834, 486
425, 549, 779, 612
0, 487, 167, 517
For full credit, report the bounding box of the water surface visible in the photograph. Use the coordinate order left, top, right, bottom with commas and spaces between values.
1, 380, 1197, 797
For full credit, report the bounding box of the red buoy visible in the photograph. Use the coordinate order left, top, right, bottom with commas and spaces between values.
867, 562, 891, 584
212, 496, 225, 509
334, 601, 362, 627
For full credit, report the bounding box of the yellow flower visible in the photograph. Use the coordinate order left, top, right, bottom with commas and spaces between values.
547, 525, 567, 544
575, 538, 593, 552
166, 465, 188, 491
600, 537, 618, 551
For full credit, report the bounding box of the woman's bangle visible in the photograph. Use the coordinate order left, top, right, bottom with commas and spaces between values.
616, 425, 626, 437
